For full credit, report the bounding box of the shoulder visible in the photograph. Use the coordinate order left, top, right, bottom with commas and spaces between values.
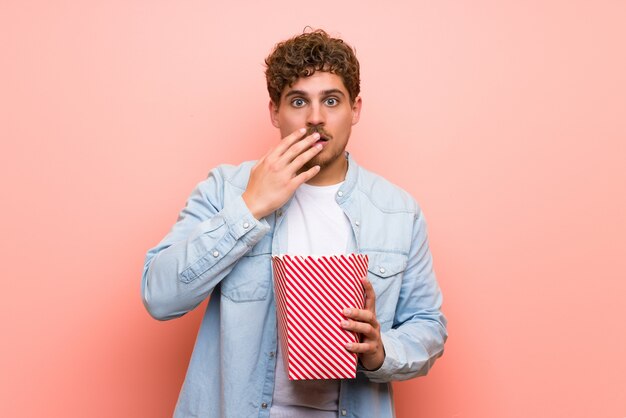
354, 164, 420, 215
186, 160, 255, 209
195, 160, 255, 191
208, 160, 256, 190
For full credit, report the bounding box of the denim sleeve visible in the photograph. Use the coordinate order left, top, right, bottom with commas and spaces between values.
362, 208, 448, 382
141, 167, 270, 320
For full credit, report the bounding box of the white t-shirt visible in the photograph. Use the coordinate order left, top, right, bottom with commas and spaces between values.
270, 182, 354, 418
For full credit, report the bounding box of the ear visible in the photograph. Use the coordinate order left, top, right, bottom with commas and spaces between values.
351, 96, 362, 126
269, 100, 280, 128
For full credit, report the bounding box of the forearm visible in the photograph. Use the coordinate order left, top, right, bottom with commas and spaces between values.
142, 187, 269, 320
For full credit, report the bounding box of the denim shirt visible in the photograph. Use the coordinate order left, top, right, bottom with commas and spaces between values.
142, 154, 447, 418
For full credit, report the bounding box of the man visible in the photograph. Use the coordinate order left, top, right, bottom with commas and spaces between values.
142, 29, 447, 418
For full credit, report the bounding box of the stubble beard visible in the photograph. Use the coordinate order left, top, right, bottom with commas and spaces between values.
298, 139, 350, 181
301, 146, 342, 172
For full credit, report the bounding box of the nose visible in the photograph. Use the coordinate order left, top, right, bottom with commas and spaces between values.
306, 102, 326, 127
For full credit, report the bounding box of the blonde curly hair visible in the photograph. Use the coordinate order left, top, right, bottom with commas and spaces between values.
265, 29, 360, 105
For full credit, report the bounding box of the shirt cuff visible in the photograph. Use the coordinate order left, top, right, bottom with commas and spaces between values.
221, 194, 270, 246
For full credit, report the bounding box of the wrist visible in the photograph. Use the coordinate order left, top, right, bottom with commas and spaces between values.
360, 347, 385, 371
241, 191, 265, 220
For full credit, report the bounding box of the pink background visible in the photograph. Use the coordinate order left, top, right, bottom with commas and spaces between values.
2, 1, 625, 417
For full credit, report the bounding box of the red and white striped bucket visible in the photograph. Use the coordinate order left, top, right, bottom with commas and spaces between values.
272, 254, 368, 380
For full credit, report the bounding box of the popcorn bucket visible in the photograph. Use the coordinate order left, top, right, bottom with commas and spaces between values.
272, 254, 368, 380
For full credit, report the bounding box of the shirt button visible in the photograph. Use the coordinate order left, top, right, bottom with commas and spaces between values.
243, 222, 250, 229
337, 191, 344, 197
276, 209, 283, 217
355, 220, 360, 227
379, 267, 386, 274
269, 351, 275, 358
341, 409, 347, 416
261, 402, 268, 409
212, 250, 219, 258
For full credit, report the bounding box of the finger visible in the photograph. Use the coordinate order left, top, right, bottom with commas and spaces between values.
272, 128, 307, 157
361, 277, 376, 313
292, 164, 321, 187
343, 308, 377, 327
288, 142, 324, 172
344, 341, 376, 354
280, 132, 321, 163
341, 319, 377, 338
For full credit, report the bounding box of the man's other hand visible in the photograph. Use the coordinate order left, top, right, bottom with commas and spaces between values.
341, 277, 385, 371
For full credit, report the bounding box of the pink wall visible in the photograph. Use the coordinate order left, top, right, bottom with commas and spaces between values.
2, 1, 625, 417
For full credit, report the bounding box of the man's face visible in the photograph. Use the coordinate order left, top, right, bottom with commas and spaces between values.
270, 71, 362, 177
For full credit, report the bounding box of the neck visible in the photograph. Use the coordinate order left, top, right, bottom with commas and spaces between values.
305, 155, 348, 186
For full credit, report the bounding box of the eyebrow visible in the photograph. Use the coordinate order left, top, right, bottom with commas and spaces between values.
284, 89, 347, 99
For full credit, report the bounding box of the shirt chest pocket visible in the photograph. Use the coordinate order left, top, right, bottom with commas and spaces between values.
220, 236, 272, 302
366, 251, 408, 328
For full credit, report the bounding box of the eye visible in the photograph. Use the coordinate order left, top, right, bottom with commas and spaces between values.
291, 98, 306, 108
325, 97, 339, 107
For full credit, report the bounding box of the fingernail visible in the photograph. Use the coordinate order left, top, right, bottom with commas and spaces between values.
345, 343, 353, 350
343, 308, 352, 315
299, 127, 306, 133
313, 132, 320, 139
341, 320, 349, 327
